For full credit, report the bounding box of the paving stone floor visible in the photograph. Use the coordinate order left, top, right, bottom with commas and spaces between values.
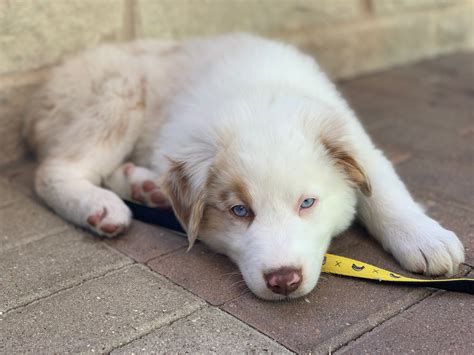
0, 53, 473, 354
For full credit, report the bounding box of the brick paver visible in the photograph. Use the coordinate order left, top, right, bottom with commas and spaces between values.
0, 265, 205, 353
0, 159, 36, 199
113, 307, 292, 354
397, 156, 474, 210
148, 243, 246, 306
337, 284, 474, 354
0, 228, 132, 312
106, 220, 187, 263
0, 195, 68, 251
0, 177, 23, 208
341, 53, 474, 131
221, 276, 430, 354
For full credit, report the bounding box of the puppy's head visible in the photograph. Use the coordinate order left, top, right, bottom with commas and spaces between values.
162, 95, 370, 300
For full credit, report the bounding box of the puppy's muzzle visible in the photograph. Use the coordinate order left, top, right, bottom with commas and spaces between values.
264, 267, 303, 295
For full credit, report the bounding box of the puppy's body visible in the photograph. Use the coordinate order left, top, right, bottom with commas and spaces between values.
25, 34, 464, 300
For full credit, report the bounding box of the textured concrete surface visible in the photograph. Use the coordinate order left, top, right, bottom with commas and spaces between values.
0, 85, 38, 165
0, 176, 22, 208
341, 53, 474, 130
0, 54, 471, 353
106, 220, 187, 263
113, 306, 292, 354
136, 0, 474, 78
0, 265, 205, 353
0, 194, 68, 251
0, 228, 132, 312
136, 0, 363, 38
222, 276, 431, 354
0, 159, 36, 198
0, 0, 470, 92
0, 0, 126, 74
397, 156, 474, 209
372, 0, 453, 14
337, 290, 474, 354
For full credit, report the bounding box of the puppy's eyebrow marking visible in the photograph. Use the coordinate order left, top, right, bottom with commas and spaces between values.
219, 189, 231, 203
232, 179, 253, 209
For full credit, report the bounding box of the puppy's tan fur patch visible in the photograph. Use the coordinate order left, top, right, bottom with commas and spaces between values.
163, 150, 256, 249
322, 138, 372, 196
161, 159, 203, 247
201, 167, 254, 235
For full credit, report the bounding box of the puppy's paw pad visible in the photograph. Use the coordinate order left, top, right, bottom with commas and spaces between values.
100, 223, 127, 235
141, 181, 169, 208
142, 180, 157, 192
85, 199, 131, 238
150, 191, 168, 207
131, 183, 146, 203
87, 208, 107, 227
129, 179, 169, 208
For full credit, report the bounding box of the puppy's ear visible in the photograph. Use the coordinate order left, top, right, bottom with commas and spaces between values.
161, 159, 206, 250
318, 119, 372, 196
322, 138, 372, 196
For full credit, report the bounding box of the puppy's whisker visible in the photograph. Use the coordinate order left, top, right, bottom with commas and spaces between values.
221, 271, 242, 277
229, 279, 247, 290
221, 271, 243, 283
240, 289, 252, 297
229, 279, 246, 286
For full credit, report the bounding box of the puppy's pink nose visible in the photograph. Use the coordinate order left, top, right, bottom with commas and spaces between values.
264, 267, 302, 295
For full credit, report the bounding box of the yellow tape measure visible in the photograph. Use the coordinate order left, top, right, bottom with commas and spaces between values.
322, 254, 473, 294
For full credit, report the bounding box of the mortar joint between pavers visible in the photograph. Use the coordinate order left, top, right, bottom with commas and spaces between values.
144, 245, 188, 265
218, 306, 297, 354
136, 261, 213, 306
108, 305, 207, 353
101, 238, 142, 262
121, 0, 136, 41
312, 287, 434, 354
0, 225, 70, 254
0, 262, 135, 316
332, 289, 441, 354
0, 200, 17, 210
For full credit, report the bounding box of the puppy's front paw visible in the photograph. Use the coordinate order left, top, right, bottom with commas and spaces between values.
131, 180, 170, 208
388, 216, 465, 276
85, 192, 131, 238
124, 163, 170, 208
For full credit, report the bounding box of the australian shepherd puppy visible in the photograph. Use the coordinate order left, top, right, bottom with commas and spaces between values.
24, 34, 464, 300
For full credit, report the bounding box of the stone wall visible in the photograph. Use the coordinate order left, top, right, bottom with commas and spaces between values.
1, 0, 473, 165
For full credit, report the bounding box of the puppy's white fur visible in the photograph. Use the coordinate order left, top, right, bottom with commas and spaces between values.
25, 34, 464, 300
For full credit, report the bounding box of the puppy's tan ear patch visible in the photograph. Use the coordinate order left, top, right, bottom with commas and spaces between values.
161, 159, 206, 250
323, 139, 372, 196
184, 190, 206, 251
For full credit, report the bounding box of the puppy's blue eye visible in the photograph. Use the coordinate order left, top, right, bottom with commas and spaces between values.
231, 205, 250, 217
300, 198, 316, 209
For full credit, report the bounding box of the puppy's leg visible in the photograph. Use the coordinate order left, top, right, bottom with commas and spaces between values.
28, 47, 148, 237
104, 163, 170, 208
355, 140, 464, 276
36, 159, 131, 237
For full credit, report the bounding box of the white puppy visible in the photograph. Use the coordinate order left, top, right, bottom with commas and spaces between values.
24, 34, 464, 300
